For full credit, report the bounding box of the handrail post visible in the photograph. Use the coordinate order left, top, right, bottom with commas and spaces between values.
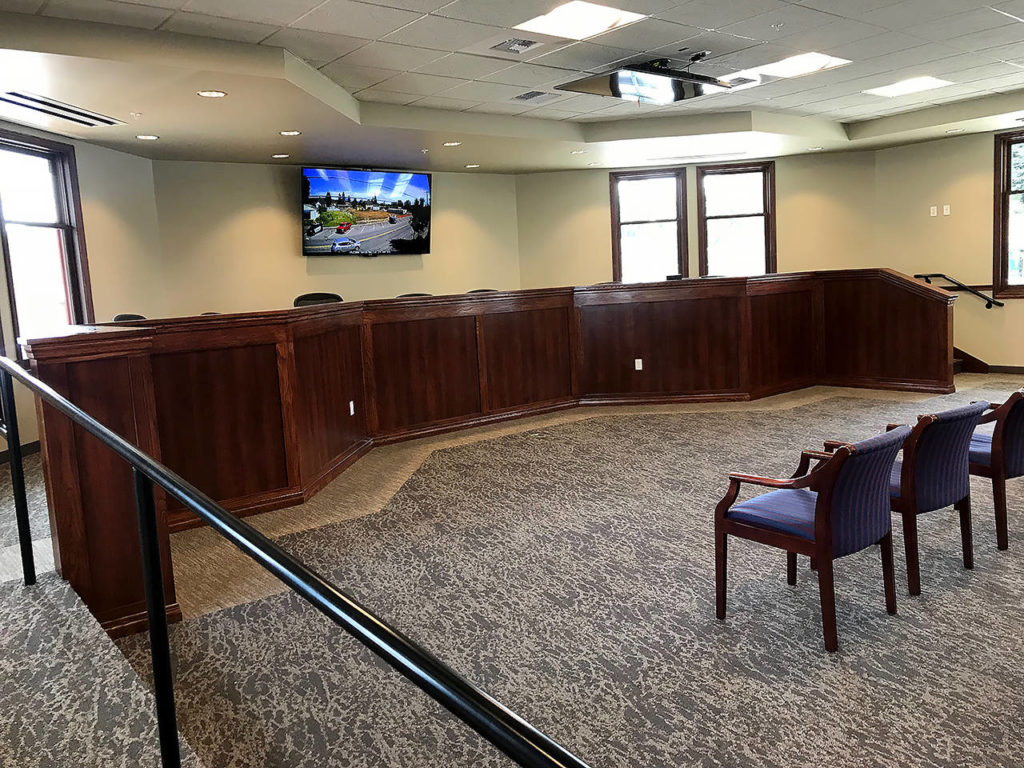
0, 367, 36, 586
132, 468, 182, 768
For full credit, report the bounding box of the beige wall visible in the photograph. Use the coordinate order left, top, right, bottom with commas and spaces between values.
149, 161, 520, 315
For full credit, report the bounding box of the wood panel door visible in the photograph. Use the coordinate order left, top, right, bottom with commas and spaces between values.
370, 316, 481, 433
480, 307, 573, 412
579, 297, 743, 397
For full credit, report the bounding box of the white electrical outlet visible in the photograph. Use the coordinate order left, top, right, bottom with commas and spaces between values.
930, 206, 938, 217
943, 204, 951, 216
634, 358, 643, 371
349, 400, 355, 416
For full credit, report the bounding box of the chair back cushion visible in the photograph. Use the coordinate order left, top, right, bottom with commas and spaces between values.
912, 402, 989, 512
828, 426, 910, 557
1002, 394, 1024, 479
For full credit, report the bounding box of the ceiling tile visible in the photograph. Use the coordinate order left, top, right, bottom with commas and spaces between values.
336, 41, 447, 70
354, 87, 420, 104
550, 93, 617, 112
0, 0, 46, 10
859, 0, 993, 31
407, 94, 482, 110
374, 72, 468, 95
772, 19, 886, 52
414, 53, 513, 79
589, 19, 704, 52
479, 62, 576, 87
383, 15, 505, 52
159, 11, 277, 41
905, 8, 1014, 42
531, 41, 634, 72
645, 30, 760, 63
721, 4, 836, 42
115, 0, 187, 7
359, 0, 450, 10
828, 30, 927, 59
440, 80, 531, 101
794, 0, 901, 14
433, 0, 558, 29
260, 29, 366, 62
466, 102, 533, 115
181, 0, 322, 26
946, 23, 1024, 53
319, 62, 401, 89
519, 106, 583, 119
289, 0, 423, 38
655, 0, 789, 31
43, 0, 173, 27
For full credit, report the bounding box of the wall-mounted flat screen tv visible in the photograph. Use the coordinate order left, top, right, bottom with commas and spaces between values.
302, 167, 431, 256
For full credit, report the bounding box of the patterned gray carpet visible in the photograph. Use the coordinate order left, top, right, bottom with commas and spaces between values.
0, 453, 51, 547
116, 387, 1024, 768
0, 574, 203, 768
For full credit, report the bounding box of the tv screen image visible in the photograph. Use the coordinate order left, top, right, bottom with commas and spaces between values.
302, 167, 431, 256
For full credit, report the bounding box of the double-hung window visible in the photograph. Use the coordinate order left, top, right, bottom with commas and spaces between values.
697, 161, 776, 277
610, 169, 687, 283
0, 130, 91, 352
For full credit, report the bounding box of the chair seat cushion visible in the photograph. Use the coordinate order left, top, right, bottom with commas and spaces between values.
970, 433, 993, 467
889, 458, 903, 498
726, 489, 817, 540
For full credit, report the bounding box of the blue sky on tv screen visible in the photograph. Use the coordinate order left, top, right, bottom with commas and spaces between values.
305, 168, 431, 203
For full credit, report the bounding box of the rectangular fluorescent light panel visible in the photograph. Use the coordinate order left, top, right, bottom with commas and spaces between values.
863, 76, 952, 97
514, 1, 645, 40
754, 52, 850, 78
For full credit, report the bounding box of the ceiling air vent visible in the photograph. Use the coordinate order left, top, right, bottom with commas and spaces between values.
0, 91, 123, 127
490, 38, 541, 55
513, 91, 561, 104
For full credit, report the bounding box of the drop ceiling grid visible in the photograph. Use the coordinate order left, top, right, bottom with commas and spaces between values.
8, 0, 1024, 122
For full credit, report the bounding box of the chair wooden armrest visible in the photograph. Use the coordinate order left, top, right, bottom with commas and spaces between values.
978, 410, 1000, 425
823, 439, 851, 453
792, 450, 833, 478
728, 471, 815, 490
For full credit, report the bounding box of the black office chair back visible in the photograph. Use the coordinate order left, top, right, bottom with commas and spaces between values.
397, 293, 431, 298
113, 313, 146, 322
467, 288, 498, 293
294, 292, 343, 307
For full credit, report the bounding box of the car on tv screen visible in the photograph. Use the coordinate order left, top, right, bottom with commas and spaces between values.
302, 168, 431, 256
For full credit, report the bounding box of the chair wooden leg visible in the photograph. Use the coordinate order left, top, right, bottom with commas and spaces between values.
787, 552, 797, 586
715, 529, 728, 620
817, 557, 838, 653
957, 495, 974, 570
993, 474, 1009, 551
902, 513, 922, 596
879, 532, 897, 615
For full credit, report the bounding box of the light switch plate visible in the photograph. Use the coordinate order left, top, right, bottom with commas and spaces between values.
930, 206, 938, 217
634, 358, 643, 371
349, 400, 355, 416
943, 204, 951, 216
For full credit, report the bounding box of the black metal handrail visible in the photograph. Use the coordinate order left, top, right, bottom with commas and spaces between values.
0, 355, 593, 768
914, 273, 1004, 309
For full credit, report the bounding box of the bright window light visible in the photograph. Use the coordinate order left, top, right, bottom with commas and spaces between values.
754, 52, 850, 78
514, 1, 645, 40
863, 76, 952, 97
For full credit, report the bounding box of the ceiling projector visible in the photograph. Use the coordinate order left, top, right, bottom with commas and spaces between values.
556, 59, 752, 105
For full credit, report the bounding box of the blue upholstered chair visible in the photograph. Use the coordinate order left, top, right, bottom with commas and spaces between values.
886, 402, 989, 595
715, 426, 910, 652
969, 390, 1024, 551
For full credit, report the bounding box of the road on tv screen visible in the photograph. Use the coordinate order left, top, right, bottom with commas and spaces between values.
304, 216, 421, 255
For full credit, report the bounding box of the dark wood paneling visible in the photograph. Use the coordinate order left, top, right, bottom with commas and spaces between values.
371, 316, 481, 433
748, 290, 816, 394
580, 297, 743, 396
150, 344, 290, 518
480, 308, 573, 411
822, 276, 952, 387
293, 321, 367, 484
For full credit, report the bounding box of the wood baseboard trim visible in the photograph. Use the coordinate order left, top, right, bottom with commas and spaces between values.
302, 438, 374, 501
0, 439, 41, 464
577, 392, 748, 407
167, 488, 305, 533
373, 398, 578, 445
102, 602, 182, 638
987, 365, 1024, 375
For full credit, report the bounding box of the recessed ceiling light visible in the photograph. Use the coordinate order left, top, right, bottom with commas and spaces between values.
465, 164, 480, 169
280, 130, 301, 136
570, 149, 588, 155
863, 76, 952, 98
272, 154, 290, 159
443, 141, 462, 147
135, 134, 159, 141
514, 1, 645, 41
197, 90, 227, 98
945, 128, 965, 135
807, 146, 824, 151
